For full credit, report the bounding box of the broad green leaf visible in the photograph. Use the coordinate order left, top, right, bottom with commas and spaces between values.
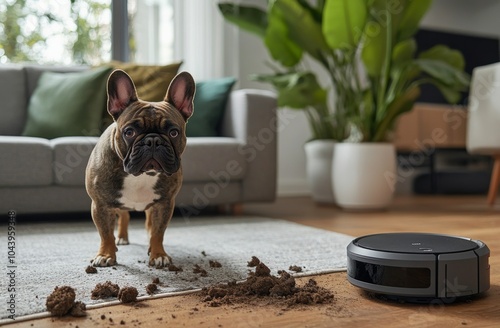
218, 3, 267, 38
264, 11, 303, 67
252, 72, 327, 109
429, 80, 463, 104
397, 0, 433, 42
416, 58, 470, 88
323, 0, 367, 50
273, 0, 330, 61
392, 38, 416, 67
361, 4, 390, 77
297, 0, 323, 23
418, 45, 465, 70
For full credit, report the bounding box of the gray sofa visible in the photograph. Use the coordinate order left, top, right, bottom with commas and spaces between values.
0, 64, 278, 215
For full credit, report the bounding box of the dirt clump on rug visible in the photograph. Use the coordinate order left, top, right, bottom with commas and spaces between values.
167, 263, 183, 272
146, 283, 158, 295
118, 287, 138, 303
209, 260, 222, 268
91, 281, 120, 300
85, 265, 97, 274
46, 286, 87, 317
201, 257, 334, 308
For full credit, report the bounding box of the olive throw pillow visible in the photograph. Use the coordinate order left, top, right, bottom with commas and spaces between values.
187, 77, 237, 137
108, 61, 183, 101
22, 66, 113, 138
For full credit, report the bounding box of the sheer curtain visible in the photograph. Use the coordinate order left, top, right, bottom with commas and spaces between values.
172, 0, 238, 81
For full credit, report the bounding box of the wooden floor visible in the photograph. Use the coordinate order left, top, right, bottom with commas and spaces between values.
10, 195, 500, 328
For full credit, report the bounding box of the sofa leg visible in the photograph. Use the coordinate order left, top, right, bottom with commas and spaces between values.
231, 203, 243, 216
487, 156, 500, 206
217, 204, 243, 215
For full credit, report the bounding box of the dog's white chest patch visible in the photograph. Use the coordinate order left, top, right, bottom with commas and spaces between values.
119, 173, 160, 211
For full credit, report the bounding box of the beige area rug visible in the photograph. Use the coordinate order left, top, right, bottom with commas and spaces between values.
0, 215, 353, 323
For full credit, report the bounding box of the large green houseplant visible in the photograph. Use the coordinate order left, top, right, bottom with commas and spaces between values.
218, 0, 469, 142
219, 0, 470, 208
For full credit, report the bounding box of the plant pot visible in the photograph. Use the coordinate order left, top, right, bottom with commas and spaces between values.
332, 143, 396, 210
305, 140, 336, 204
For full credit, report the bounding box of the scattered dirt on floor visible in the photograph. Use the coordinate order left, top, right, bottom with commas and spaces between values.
146, 283, 158, 295
288, 265, 303, 273
209, 260, 222, 268
167, 263, 183, 273
46, 286, 87, 317
193, 264, 208, 277
85, 266, 97, 274
69, 301, 87, 317
118, 287, 138, 303
91, 281, 120, 300
247, 256, 260, 267
201, 256, 334, 308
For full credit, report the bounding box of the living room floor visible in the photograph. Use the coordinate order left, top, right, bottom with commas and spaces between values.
11, 195, 500, 327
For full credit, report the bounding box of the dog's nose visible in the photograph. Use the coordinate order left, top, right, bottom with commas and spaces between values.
144, 134, 163, 148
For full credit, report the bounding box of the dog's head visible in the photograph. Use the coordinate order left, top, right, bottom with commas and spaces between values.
106, 69, 195, 176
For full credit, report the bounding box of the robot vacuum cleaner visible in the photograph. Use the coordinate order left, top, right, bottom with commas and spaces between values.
347, 233, 490, 302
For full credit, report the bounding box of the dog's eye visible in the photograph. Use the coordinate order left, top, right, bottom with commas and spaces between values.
169, 129, 179, 138
123, 128, 136, 138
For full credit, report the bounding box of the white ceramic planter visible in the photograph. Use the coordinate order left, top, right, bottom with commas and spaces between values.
304, 140, 336, 204
332, 143, 396, 210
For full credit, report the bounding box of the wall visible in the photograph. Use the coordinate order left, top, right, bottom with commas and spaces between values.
228, 0, 500, 197
421, 0, 500, 37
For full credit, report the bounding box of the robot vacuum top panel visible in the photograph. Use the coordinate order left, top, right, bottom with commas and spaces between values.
354, 233, 480, 254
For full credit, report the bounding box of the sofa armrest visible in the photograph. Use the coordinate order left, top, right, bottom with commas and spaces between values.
221, 89, 278, 202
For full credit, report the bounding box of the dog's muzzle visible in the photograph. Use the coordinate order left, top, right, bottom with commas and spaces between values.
124, 133, 179, 176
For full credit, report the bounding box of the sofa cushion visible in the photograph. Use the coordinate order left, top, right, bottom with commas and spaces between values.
107, 61, 183, 102
51, 137, 99, 186
182, 137, 247, 181
0, 65, 27, 135
22, 66, 113, 139
24, 65, 88, 98
0, 136, 53, 186
187, 77, 237, 137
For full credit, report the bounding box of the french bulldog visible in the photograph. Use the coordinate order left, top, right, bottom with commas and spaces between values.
85, 69, 195, 267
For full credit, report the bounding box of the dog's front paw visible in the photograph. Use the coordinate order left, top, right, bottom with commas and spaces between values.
116, 237, 129, 245
149, 253, 172, 267
92, 255, 117, 267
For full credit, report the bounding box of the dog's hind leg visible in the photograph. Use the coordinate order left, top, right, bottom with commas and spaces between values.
116, 210, 130, 245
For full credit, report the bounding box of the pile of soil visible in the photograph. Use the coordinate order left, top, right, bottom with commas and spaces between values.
146, 283, 158, 295
46, 286, 86, 317
85, 266, 97, 274
193, 264, 208, 277
118, 287, 138, 303
201, 257, 334, 307
91, 281, 120, 300
209, 260, 222, 268
167, 263, 183, 272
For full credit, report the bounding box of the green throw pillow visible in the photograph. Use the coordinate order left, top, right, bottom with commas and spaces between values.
22, 66, 113, 138
187, 77, 237, 137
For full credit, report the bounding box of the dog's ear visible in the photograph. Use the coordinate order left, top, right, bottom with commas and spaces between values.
165, 72, 196, 121
107, 69, 138, 120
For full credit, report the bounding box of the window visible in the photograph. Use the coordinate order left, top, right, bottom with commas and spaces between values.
128, 0, 174, 64
0, 0, 112, 65
0, 0, 234, 80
